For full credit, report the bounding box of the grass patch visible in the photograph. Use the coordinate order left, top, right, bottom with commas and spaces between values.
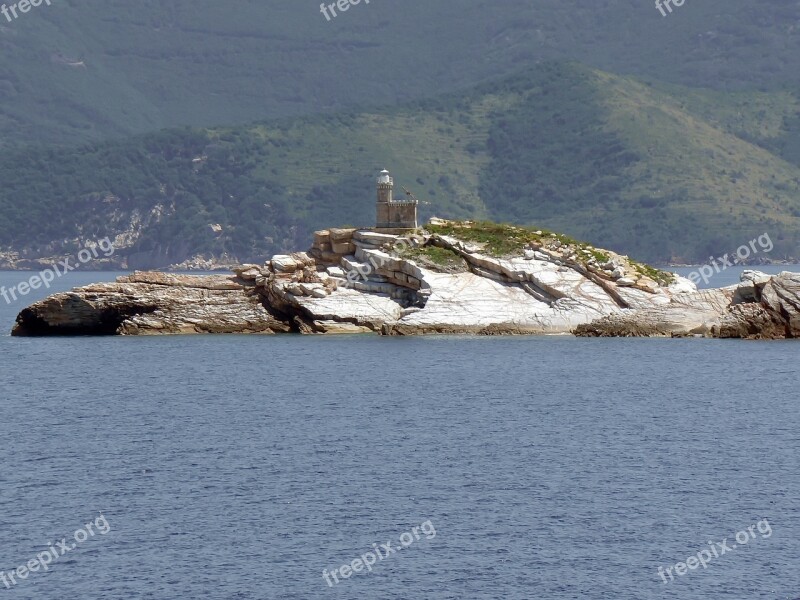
426, 221, 547, 256
399, 245, 467, 272
632, 261, 675, 286
426, 220, 610, 261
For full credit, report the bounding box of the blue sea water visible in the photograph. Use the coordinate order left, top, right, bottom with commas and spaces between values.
0, 269, 798, 599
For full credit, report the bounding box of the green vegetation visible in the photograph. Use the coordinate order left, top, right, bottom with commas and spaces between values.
426, 221, 545, 257
632, 262, 675, 287
426, 220, 612, 264
425, 220, 612, 261
426, 220, 612, 263
2, 1, 800, 146
586, 249, 611, 265
398, 245, 467, 273
2, 63, 800, 266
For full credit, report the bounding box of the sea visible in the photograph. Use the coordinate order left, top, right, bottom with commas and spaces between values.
0, 267, 797, 599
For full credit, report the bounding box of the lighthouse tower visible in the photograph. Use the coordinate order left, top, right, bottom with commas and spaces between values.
375, 169, 418, 230
377, 168, 393, 205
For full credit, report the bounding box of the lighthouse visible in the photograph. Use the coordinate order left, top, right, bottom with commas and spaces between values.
375, 169, 418, 230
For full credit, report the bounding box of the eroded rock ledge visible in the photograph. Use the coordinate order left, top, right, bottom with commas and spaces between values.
574, 270, 800, 339
12, 272, 293, 336
13, 222, 796, 339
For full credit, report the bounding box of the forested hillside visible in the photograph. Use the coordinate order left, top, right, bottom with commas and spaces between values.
3, 63, 800, 267
1, 0, 800, 145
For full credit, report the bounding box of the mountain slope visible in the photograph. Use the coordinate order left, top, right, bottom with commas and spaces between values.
2, 62, 800, 267
3, 0, 800, 145
479, 64, 800, 261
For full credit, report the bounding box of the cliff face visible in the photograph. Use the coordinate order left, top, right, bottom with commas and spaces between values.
13, 222, 800, 339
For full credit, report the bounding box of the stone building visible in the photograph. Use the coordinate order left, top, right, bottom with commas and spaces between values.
375, 169, 418, 230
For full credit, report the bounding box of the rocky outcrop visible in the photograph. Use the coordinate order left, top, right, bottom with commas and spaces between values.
12, 272, 292, 336
12, 222, 695, 336
575, 270, 800, 339
13, 223, 799, 339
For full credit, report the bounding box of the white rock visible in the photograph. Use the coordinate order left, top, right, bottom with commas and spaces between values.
741, 270, 771, 285
291, 286, 404, 326
353, 231, 400, 246
327, 266, 346, 278
272, 255, 299, 273
668, 275, 697, 295
299, 283, 329, 298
